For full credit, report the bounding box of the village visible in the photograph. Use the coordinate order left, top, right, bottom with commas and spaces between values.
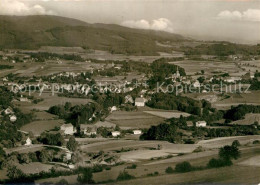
0, 46, 260, 184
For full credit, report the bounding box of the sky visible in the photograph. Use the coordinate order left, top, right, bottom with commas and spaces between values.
1, 0, 260, 44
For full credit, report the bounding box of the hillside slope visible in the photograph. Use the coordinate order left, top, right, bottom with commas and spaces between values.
0, 15, 184, 55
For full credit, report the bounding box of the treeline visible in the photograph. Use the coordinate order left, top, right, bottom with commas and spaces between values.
224, 104, 260, 121
182, 43, 260, 56
0, 64, 14, 70
147, 93, 202, 115
25, 52, 84, 62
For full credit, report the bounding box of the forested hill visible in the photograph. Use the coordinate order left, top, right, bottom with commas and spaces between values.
0, 15, 184, 55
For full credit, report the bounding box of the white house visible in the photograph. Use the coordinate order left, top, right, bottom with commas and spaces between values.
110, 106, 117, 112
60, 124, 76, 135
196, 121, 207, 127
9, 115, 17, 122
112, 131, 121, 137
24, 137, 32, 146
4, 107, 14, 115
133, 130, 142, 135
193, 80, 200, 88
135, 98, 145, 107
224, 77, 241, 83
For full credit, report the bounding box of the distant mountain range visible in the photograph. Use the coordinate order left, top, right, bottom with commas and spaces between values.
0, 15, 185, 55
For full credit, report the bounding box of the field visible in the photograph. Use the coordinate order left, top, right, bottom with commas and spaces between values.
15, 92, 93, 112
169, 60, 246, 76
20, 119, 65, 135
198, 135, 260, 148
35, 142, 260, 184
144, 110, 190, 119
105, 110, 165, 129
230, 113, 260, 125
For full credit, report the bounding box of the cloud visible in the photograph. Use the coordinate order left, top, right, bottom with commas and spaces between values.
217, 9, 260, 22
0, 0, 56, 15
121, 18, 174, 32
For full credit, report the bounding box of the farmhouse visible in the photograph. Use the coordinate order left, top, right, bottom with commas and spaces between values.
133, 130, 142, 135
224, 77, 241, 83
24, 137, 32, 146
193, 80, 200, 88
196, 121, 207, 127
9, 115, 17, 122
80, 124, 97, 136
4, 107, 14, 115
135, 97, 145, 107
112, 131, 121, 137
60, 123, 76, 135
20, 95, 29, 102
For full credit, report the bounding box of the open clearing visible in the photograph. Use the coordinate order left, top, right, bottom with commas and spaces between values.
230, 113, 260, 125
198, 135, 260, 148
21, 119, 64, 135
106, 111, 165, 129
144, 110, 190, 119
169, 60, 244, 76
15, 92, 93, 111
238, 155, 260, 167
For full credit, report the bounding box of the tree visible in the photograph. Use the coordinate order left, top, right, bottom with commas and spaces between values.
77, 168, 94, 184
0, 146, 6, 169
67, 136, 78, 152
219, 145, 240, 161
165, 166, 174, 174
232, 140, 241, 148
116, 171, 135, 181
7, 165, 24, 180
175, 161, 192, 173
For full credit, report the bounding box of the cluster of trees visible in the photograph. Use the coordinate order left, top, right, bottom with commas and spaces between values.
38, 132, 65, 146
148, 58, 186, 87
193, 125, 258, 138
224, 104, 260, 121
48, 102, 102, 127
0, 64, 14, 70
3, 148, 63, 167
147, 93, 203, 116
207, 142, 240, 168
140, 123, 180, 143
26, 52, 84, 62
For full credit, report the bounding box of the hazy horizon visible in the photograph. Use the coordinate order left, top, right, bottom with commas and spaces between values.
1, 0, 260, 44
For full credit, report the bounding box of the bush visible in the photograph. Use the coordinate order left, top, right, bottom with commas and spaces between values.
175, 161, 192, 173
232, 140, 241, 147
105, 166, 111, 170
92, 164, 103, 173
165, 166, 174, 174
253, 140, 260, 144
126, 164, 137, 169
116, 171, 135, 181
207, 158, 232, 168
77, 168, 94, 184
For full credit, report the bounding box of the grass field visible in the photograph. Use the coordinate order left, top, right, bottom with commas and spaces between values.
169, 60, 245, 76
21, 119, 64, 135
106, 110, 165, 129
230, 113, 260, 125
15, 92, 93, 112
144, 110, 190, 119
198, 135, 260, 148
